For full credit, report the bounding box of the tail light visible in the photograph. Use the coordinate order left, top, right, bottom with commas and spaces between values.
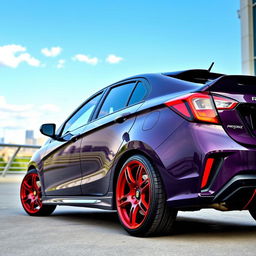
212, 95, 238, 110
165, 93, 238, 124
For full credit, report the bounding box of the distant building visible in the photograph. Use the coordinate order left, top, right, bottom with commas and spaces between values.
240, 0, 256, 75
25, 130, 35, 145
0, 137, 4, 150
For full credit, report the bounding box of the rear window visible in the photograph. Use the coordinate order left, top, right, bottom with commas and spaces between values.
206, 76, 256, 94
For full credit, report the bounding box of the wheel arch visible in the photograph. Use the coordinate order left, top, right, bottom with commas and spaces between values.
27, 162, 39, 173
111, 142, 166, 209
27, 165, 37, 172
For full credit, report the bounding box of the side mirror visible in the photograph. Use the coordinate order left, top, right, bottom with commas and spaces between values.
40, 123, 56, 139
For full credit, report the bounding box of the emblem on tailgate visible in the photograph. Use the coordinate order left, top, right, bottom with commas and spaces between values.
227, 125, 243, 130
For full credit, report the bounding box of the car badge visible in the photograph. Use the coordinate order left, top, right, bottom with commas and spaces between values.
227, 125, 243, 130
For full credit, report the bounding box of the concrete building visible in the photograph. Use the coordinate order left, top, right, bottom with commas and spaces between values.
240, 0, 256, 75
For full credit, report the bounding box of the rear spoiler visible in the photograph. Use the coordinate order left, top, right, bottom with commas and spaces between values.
163, 69, 224, 84
203, 75, 256, 94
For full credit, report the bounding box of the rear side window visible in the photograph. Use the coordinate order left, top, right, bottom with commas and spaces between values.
128, 82, 147, 106
97, 82, 136, 118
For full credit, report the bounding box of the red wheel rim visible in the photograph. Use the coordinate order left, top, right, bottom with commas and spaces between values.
20, 173, 42, 214
116, 160, 151, 229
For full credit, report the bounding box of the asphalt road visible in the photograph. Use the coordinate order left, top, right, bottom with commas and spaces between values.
1, 180, 256, 256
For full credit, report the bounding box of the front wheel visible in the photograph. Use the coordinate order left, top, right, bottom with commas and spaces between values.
248, 191, 256, 221
116, 155, 177, 236
20, 170, 56, 216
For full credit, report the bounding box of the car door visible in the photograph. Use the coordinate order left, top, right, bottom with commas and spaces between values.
42, 93, 103, 196
79, 80, 149, 195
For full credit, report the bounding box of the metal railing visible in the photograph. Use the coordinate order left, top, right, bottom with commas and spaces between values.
0, 143, 41, 177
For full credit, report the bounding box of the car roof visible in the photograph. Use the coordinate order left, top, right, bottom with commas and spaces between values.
89, 69, 226, 103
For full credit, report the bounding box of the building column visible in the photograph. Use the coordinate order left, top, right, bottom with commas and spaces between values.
240, 0, 254, 75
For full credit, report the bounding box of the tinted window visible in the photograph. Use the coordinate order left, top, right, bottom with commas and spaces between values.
62, 93, 102, 135
97, 82, 136, 118
128, 82, 147, 105
208, 76, 256, 94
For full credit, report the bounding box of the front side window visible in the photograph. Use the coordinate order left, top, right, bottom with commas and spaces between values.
62, 93, 102, 135
97, 82, 136, 118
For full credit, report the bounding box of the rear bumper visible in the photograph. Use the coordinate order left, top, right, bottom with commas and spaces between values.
212, 174, 256, 210
167, 174, 256, 210
155, 120, 256, 210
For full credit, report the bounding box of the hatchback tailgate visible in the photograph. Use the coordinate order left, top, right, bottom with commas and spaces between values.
204, 75, 256, 146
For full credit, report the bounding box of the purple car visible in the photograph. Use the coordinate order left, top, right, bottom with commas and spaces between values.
20, 69, 256, 236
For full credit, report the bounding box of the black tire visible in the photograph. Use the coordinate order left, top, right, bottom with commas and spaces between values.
20, 169, 56, 216
116, 154, 177, 237
249, 208, 256, 221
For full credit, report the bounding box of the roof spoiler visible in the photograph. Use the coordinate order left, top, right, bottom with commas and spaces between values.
163, 69, 224, 84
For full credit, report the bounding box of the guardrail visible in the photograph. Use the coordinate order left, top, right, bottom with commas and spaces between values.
0, 143, 41, 177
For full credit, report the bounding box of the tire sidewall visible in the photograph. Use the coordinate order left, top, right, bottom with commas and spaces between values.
249, 208, 256, 221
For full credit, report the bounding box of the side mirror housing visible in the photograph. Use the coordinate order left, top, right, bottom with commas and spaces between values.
40, 123, 56, 139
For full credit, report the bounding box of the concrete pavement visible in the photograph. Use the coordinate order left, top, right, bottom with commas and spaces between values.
0, 180, 256, 256
0, 174, 25, 184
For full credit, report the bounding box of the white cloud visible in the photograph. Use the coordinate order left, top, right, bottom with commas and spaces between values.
41, 46, 62, 57
106, 54, 123, 64
0, 96, 33, 112
0, 44, 41, 68
40, 104, 60, 112
0, 96, 62, 143
73, 54, 98, 65
56, 59, 65, 69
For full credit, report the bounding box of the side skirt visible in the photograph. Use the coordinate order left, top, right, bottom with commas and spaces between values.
42, 192, 114, 210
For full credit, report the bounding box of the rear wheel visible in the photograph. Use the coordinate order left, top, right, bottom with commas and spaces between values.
249, 202, 256, 221
20, 170, 56, 216
116, 155, 177, 236
249, 208, 256, 221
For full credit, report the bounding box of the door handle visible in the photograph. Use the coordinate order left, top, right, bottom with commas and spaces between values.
114, 112, 131, 123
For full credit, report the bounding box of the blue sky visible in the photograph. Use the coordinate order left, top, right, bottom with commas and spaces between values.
0, 0, 241, 143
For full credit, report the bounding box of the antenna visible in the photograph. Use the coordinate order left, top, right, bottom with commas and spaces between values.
208, 62, 214, 72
